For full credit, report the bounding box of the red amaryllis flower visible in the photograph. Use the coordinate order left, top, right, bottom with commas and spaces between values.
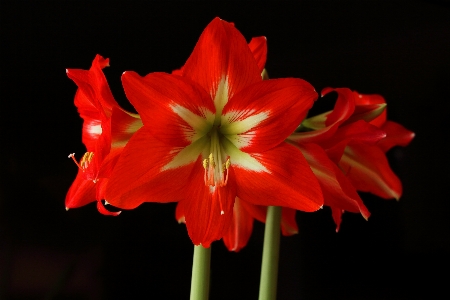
106, 17, 323, 247
66, 55, 142, 215
289, 87, 414, 230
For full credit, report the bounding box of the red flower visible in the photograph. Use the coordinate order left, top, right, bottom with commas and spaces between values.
105, 18, 323, 247
289, 87, 414, 230
66, 55, 142, 215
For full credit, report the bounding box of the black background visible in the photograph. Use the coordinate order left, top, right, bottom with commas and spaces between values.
1, 1, 449, 299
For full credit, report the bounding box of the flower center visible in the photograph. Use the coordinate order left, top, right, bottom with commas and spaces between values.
202, 128, 231, 215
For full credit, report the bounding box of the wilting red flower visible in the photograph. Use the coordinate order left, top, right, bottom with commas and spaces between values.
105, 18, 323, 247
66, 55, 142, 215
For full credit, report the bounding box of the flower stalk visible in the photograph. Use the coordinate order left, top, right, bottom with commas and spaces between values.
258, 206, 282, 300
190, 245, 211, 300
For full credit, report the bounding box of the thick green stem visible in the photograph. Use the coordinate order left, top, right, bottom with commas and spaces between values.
190, 245, 211, 300
258, 206, 282, 300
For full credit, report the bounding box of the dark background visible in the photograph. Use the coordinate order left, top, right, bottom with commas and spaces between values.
1, 1, 449, 299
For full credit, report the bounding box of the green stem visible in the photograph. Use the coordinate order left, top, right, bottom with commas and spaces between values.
190, 245, 211, 300
258, 206, 282, 300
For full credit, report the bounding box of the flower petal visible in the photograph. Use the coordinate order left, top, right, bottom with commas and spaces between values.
181, 18, 261, 107
183, 162, 237, 247
233, 142, 323, 211
299, 143, 369, 221
105, 128, 197, 208
353, 92, 387, 127
223, 197, 254, 252
248, 37, 267, 73
281, 208, 299, 236
288, 87, 355, 145
65, 168, 96, 209
340, 142, 402, 200
122, 71, 215, 147
320, 120, 387, 163
378, 121, 415, 152
221, 78, 317, 153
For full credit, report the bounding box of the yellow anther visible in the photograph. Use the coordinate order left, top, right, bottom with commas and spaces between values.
203, 158, 209, 169
208, 153, 215, 167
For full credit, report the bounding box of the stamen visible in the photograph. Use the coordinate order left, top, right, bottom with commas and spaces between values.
68, 152, 95, 172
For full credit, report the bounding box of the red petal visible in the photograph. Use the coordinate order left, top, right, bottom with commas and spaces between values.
181, 18, 261, 101
378, 121, 415, 152
248, 37, 267, 73
281, 208, 299, 236
222, 197, 254, 252
105, 128, 195, 209
321, 120, 387, 163
122, 71, 215, 147
288, 87, 355, 145
233, 142, 323, 211
331, 208, 344, 232
96, 200, 121, 216
322, 87, 356, 127
183, 163, 237, 247
222, 78, 317, 153
299, 143, 369, 219
65, 169, 96, 209
340, 142, 402, 199
353, 92, 387, 127
110, 106, 143, 150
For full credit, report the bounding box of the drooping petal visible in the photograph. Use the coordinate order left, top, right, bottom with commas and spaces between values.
299, 143, 369, 219
221, 78, 317, 153
281, 208, 299, 236
122, 71, 215, 147
233, 142, 323, 211
223, 197, 254, 252
248, 37, 267, 73
96, 200, 121, 216
105, 128, 200, 208
340, 142, 402, 200
65, 169, 96, 209
331, 208, 344, 232
378, 121, 415, 152
181, 18, 261, 110
183, 162, 237, 247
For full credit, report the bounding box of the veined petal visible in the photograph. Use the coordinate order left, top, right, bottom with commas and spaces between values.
221, 78, 317, 153
181, 18, 261, 107
340, 142, 402, 200
248, 37, 267, 73
105, 128, 196, 208
183, 162, 237, 247
110, 106, 143, 149
299, 143, 369, 220
378, 121, 415, 152
233, 142, 323, 211
223, 197, 254, 252
122, 71, 215, 147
